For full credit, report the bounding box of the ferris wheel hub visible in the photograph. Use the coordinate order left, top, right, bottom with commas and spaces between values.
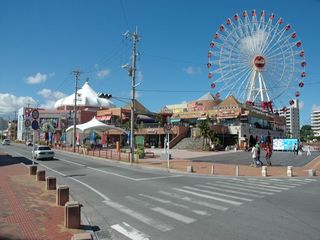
253, 55, 265, 70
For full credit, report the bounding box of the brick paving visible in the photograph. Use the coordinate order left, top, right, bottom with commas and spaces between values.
0, 153, 84, 240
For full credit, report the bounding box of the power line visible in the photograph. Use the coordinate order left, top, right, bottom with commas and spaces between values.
120, 0, 130, 30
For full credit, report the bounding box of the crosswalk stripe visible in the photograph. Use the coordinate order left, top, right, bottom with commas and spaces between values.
125, 196, 196, 224
227, 180, 287, 191
111, 222, 150, 240
103, 200, 173, 232
158, 191, 228, 211
139, 194, 209, 216
183, 186, 253, 202
151, 207, 196, 224
172, 188, 242, 206
214, 181, 276, 194
287, 179, 309, 184
268, 179, 301, 186
246, 179, 296, 188
198, 184, 263, 198
304, 178, 317, 182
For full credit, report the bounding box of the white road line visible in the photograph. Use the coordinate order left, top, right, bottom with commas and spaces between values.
158, 191, 228, 211
183, 186, 253, 202
86, 167, 138, 180
111, 222, 150, 240
286, 179, 309, 184
233, 179, 289, 190
139, 194, 209, 216
198, 184, 263, 198
304, 178, 317, 182
58, 158, 86, 167
214, 182, 276, 194
134, 175, 183, 181
246, 179, 296, 188
125, 196, 197, 224
103, 200, 173, 232
268, 179, 301, 186
172, 188, 242, 206
152, 207, 196, 224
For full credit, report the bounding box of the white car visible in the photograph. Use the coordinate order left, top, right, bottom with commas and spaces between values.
2, 139, 10, 145
32, 145, 54, 160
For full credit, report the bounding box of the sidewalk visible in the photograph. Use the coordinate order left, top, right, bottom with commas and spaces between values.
137, 149, 320, 177
0, 152, 86, 240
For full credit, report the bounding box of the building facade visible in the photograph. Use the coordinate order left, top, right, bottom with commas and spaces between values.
311, 110, 320, 137
275, 99, 300, 139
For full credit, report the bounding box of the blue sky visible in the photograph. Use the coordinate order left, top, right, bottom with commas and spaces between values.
0, 0, 319, 125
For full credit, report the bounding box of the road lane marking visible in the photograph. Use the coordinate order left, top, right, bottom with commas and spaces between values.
152, 207, 196, 224
183, 186, 253, 202
216, 181, 281, 193
58, 158, 86, 167
111, 222, 150, 240
126, 196, 197, 224
158, 191, 228, 211
86, 167, 138, 180
268, 179, 301, 186
103, 200, 173, 232
172, 188, 242, 206
246, 179, 296, 188
139, 194, 209, 216
197, 184, 263, 198
134, 175, 183, 181
233, 179, 289, 190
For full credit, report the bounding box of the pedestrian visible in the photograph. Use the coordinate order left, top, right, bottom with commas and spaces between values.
293, 143, 298, 155
251, 145, 257, 167
307, 145, 311, 156
265, 144, 272, 166
255, 143, 263, 166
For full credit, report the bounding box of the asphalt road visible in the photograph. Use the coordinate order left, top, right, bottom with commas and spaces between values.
1, 144, 320, 240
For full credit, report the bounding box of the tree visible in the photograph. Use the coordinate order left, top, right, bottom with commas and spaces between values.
198, 119, 210, 148
300, 125, 314, 142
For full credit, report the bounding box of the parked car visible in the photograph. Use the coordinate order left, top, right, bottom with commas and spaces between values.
32, 145, 54, 160
2, 139, 10, 145
26, 139, 33, 146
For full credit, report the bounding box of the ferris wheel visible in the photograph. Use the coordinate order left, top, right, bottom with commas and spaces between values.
207, 10, 306, 112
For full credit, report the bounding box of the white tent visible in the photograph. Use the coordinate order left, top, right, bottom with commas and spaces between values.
66, 116, 126, 133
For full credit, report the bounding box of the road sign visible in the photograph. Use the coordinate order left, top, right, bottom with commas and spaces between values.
31, 109, 39, 119
25, 119, 31, 128
163, 124, 171, 133
31, 120, 39, 130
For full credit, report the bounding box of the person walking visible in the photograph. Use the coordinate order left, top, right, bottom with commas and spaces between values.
307, 145, 312, 156
293, 143, 298, 155
265, 144, 272, 166
251, 145, 257, 167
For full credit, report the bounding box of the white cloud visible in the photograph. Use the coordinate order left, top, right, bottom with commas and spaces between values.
312, 104, 320, 111
183, 66, 201, 75
37, 89, 66, 109
239, 29, 267, 54
26, 72, 52, 84
97, 69, 110, 79
0, 93, 37, 114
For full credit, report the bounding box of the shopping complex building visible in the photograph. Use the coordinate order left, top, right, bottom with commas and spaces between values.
14, 81, 288, 150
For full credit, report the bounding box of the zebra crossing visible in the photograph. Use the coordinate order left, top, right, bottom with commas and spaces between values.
106, 178, 317, 240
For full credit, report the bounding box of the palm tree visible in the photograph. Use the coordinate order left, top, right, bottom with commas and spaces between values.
198, 119, 210, 148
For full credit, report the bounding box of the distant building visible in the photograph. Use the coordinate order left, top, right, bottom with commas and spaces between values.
311, 110, 320, 137
275, 99, 300, 139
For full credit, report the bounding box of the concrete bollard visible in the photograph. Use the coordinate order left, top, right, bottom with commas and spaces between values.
64, 201, 83, 229
56, 185, 69, 206
308, 169, 316, 177
211, 164, 214, 175
71, 233, 93, 240
36, 170, 46, 181
46, 176, 56, 190
236, 165, 239, 176
187, 165, 193, 173
262, 166, 267, 177
287, 166, 293, 177
29, 165, 37, 175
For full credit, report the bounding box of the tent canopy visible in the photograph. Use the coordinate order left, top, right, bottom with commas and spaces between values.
66, 116, 126, 133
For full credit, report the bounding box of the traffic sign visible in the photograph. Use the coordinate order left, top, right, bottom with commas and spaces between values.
31, 120, 39, 130
25, 119, 31, 128
163, 124, 172, 133
31, 109, 39, 119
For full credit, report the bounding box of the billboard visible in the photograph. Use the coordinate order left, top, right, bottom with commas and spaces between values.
273, 139, 298, 151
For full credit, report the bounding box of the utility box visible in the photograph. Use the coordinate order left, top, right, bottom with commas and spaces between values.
46, 176, 56, 190
29, 165, 37, 175
56, 185, 69, 206
36, 170, 45, 181
64, 201, 82, 229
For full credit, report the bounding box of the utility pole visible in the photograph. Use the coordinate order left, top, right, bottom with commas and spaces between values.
72, 70, 81, 153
